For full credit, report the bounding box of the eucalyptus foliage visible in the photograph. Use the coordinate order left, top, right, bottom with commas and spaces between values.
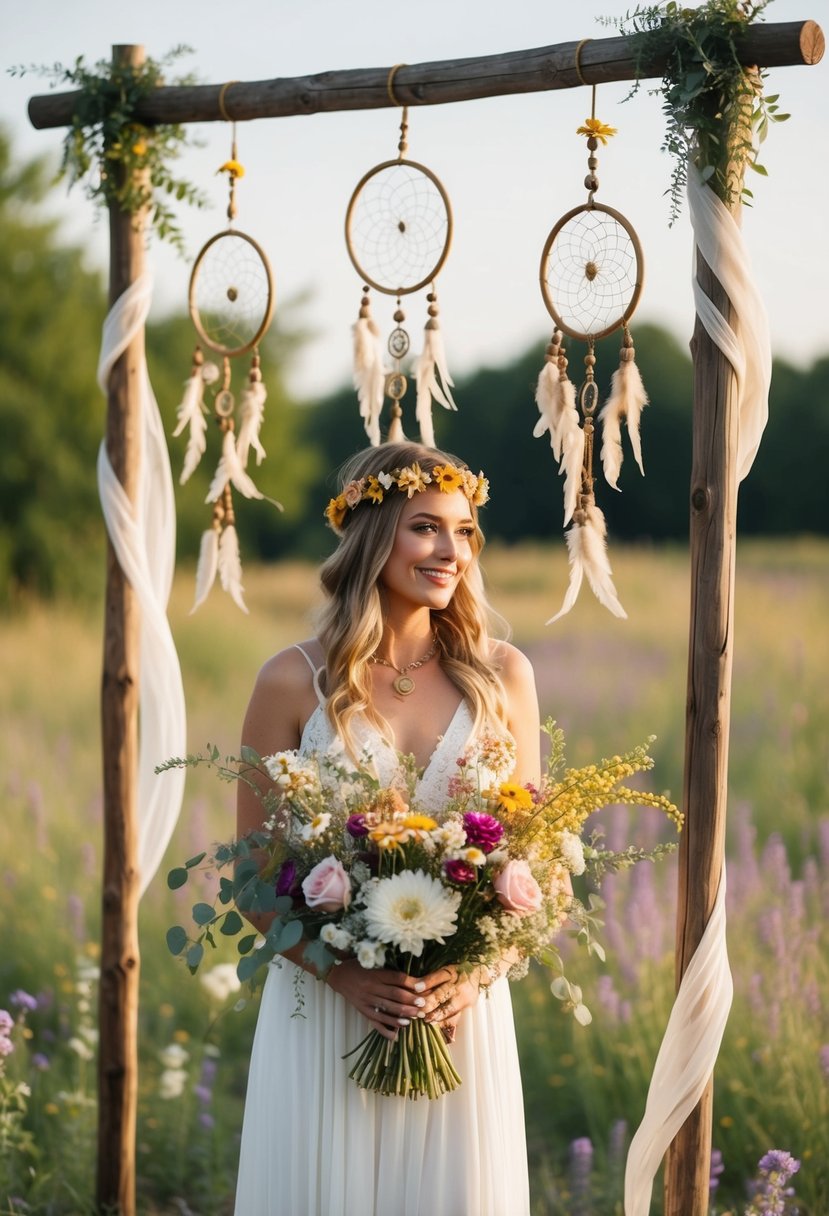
610, 0, 790, 222
10, 46, 208, 251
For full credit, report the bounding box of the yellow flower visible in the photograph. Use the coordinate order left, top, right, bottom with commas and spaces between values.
472, 473, 490, 507
496, 782, 534, 814
325, 494, 348, 531
369, 820, 413, 850
431, 464, 465, 494
132, 139, 148, 157
364, 475, 385, 504
576, 117, 618, 145
395, 463, 431, 498
403, 813, 438, 834
218, 159, 246, 178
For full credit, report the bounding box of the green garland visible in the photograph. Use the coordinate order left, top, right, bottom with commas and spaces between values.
11, 46, 208, 252
608, 0, 790, 223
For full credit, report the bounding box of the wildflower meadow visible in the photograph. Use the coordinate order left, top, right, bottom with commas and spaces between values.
1, 540, 826, 1214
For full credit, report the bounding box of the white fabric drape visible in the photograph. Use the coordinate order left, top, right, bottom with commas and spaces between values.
96, 272, 187, 898
624, 163, 772, 1214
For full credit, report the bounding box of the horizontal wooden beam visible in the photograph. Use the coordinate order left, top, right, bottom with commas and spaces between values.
28, 20, 823, 130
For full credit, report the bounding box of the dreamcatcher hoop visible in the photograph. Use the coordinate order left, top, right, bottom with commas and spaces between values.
345, 157, 453, 296
188, 228, 275, 358
539, 201, 644, 342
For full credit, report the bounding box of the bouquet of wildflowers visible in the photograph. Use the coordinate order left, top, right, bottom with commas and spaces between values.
163, 722, 681, 1099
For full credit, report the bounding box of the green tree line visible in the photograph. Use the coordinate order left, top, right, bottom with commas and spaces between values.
2, 129, 827, 606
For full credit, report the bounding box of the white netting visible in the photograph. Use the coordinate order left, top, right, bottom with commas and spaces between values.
347, 162, 450, 293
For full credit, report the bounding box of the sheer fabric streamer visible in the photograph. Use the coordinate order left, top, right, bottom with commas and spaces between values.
96, 272, 187, 898
624, 161, 772, 1213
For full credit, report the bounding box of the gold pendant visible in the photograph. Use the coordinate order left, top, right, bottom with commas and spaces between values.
393, 674, 415, 696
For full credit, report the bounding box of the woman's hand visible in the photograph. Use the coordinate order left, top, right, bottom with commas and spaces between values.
420, 965, 489, 1043
325, 961, 432, 1041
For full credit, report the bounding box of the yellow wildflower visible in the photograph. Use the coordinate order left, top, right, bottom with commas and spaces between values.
431, 464, 465, 494
218, 159, 246, 178
325, 494, 348, 531
576, 117, 618, 145
132, 139, 148, 157
364, 475, 385, 504
496, 782, 534, 814
471, 472, 490, 507
395, 463, 431, 497
403, 813, 438, 833
369, 821, 413, 850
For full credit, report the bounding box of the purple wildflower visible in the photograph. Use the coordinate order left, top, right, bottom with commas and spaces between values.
462, 812, 504, 852
443, 859, 477, 885
346, 813, 369, 838
709, 1147, 725, 1195
198, 1111, 215, 1130
746, 1149, 800, 1216
0, 1009, 14, 1058
31, 1053, 50, 1071
9, 990, 38, 1013
568, 1136, 593, 1216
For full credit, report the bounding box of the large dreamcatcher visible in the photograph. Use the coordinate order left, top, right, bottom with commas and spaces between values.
345, 65, 456, 447
534, 80, 648, 622
173, 94, 279, 613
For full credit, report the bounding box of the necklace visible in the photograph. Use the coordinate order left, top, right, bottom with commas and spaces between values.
370, 635, 439, 696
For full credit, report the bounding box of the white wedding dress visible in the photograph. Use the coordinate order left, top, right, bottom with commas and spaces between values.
233, 663, 530, 1216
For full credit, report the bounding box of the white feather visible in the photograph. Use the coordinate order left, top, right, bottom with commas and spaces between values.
533, 360, 561, 444
353, 315, 385, 447
547, 500, 627, 623
206, 429, 283, 508
600, 359, 649, 485
172, 372, 208, 485
415, 324, 457, 447
558, 378, 585, 526
190, 528, 219, 614
236, 379, 267, 467
218, 524, 249, 614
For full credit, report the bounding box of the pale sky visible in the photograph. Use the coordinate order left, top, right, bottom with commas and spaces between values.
4, 0, 827, 400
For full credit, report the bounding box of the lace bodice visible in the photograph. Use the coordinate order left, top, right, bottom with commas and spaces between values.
298, 699, 476, 814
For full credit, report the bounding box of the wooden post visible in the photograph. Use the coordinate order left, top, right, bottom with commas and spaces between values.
97, 43, 145, 1216
663, 81, 756, 1211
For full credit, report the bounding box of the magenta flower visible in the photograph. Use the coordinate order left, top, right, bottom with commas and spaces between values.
462, 811, 504, 852
443, 858, 477, 885
346, 813, 369, 837
275, 859, 299, 897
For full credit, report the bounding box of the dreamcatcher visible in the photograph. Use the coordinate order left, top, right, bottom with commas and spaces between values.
345, 65, 456, 447
534, 72, 647, 623
173, 91, 279, 613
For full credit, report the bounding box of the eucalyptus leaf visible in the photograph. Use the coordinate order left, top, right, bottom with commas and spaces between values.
220, 910, 244, 936
166, 926, 188, 956
167, 867, 189, 890
185, 852, 206, 869
191, 902, 216, 927
238, 933, 258, 955
186, 942, 204, 971
574, 1003, 593, 1027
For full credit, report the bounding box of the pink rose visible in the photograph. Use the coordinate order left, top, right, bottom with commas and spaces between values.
342, 479, 364, 508
301, 857, 352, 912
493, 859, 543, 916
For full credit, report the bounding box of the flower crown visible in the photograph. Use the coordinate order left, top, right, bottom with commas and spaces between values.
324, 462, 490, 533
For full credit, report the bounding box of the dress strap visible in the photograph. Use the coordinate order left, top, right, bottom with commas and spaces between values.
293, 643, 326, 706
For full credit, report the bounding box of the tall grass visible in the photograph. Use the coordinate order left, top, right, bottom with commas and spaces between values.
0, 540, 826, 1213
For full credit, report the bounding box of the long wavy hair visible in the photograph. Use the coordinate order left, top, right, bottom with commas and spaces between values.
315, 441, 509, 756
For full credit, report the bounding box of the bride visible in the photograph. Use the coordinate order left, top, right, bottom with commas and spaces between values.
233, 441, 540, 1216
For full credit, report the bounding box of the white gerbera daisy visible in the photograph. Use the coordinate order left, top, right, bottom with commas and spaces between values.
363, 870, 461, 957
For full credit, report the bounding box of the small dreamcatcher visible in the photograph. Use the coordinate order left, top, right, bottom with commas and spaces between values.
534, 70, 648, 623
172, 89, 280, 613
345, 65, 456, 447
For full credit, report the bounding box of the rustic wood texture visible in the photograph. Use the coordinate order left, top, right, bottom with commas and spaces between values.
27, 21, 823, 129
96, 44, 144, 1216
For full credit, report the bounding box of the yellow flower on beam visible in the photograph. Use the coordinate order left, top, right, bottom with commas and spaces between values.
218, 159, 246, 178
576, 118, 618, 145
495, 782, 534, 814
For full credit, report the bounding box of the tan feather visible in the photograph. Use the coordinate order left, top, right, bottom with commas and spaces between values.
559, 379, 585, 527
600, 360, 649, 486
415, 324, 457, 448
533, 361, 561, 446
547, 500, 627, 623
206, 429, 283, 509
218, 524, 249, 614
190, 528, 219, 614
353, 315, 385, 447
172, 372, 208, 485
236, 379, 267, 467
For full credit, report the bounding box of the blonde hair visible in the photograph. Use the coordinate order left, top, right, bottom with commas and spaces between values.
315, 442, 509, 756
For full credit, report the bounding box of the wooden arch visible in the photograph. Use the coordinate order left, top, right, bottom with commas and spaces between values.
27, 21, 825, 1215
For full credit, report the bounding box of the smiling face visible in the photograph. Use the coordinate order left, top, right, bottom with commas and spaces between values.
379, 487, 478, 615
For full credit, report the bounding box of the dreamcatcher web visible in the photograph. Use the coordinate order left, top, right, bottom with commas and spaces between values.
191, 233, 272, 354
543, 209, 639, 337
348, 162, 450, 292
